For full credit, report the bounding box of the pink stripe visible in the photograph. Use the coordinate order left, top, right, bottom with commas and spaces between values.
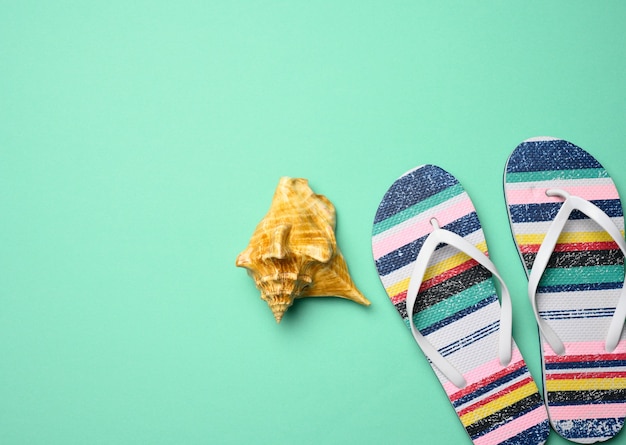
372, 197, 475, 259
442, 349, 524, 396
543, 340, 626, 358
473, 406, 548, 445
506, 184, 618, 205
549, 403, 626, 421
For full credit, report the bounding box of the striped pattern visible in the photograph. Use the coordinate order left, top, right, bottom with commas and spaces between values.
373, 164, 549, 445
504, 137, 626, 443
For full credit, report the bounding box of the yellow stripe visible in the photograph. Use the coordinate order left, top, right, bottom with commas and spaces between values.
424, 241, 487, 281
546, 377, 626, 392
515, 230, 621, 246
460, 381, 537, 427
385, 241, 487, 297
386, 278, 409, 299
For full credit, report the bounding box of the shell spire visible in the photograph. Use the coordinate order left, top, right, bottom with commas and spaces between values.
236, 177, 370, 323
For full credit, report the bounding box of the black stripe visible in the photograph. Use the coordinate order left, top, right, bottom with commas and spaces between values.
415, 265, 492, 312
395, 264, 493, 318
547, 388, 626, 405
523, 249, 624, 270
467, 393, 544, 438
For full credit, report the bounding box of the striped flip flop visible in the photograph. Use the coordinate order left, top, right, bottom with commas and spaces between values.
373, 164, 550, 445
504, 137, 626, 443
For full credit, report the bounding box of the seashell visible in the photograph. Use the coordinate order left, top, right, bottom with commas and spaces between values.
236, 177, 370, 323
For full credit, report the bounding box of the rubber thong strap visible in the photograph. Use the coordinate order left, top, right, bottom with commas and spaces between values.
528, 188, 626, 355
406, 218, 513, 389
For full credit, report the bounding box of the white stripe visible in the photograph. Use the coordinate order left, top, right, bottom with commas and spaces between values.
505, 176, 614, 191
431, 325, 500, 384
536, 289, 621, 313
540, 316, 613, 343
509, 218, 625, 235
544, 365, 626, 375
425, 300, 501, 363
524, 136, 560, 142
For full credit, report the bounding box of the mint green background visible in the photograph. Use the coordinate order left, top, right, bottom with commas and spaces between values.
2, 2, 626, 444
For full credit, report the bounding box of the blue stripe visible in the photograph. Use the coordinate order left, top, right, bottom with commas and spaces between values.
496, 420, 550, 445
539, 308, 615, 320
548, 397, 626, 406
470, 399, 544, 440
439, 321, 499, 357
373, 165, 457, 224
540, 307, 615, 316
452, 365, 529, 408
553, 418, 625, 440
508, 199, 623, 224
506, 140, 602, 173
537, 281, 623, 294
546, 360, 626, 370
418, 294, 497, 336
375, 212, 481, 276
540, 313, 613, 320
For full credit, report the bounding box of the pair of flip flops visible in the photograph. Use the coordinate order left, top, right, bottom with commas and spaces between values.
372, 137, 626, 444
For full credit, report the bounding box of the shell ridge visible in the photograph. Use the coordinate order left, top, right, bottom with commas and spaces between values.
236, 177, 370, 322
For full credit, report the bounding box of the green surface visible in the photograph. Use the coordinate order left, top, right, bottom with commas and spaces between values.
2, 2, 626, 444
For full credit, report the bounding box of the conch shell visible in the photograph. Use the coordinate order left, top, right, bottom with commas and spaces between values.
236, 177, 370, 323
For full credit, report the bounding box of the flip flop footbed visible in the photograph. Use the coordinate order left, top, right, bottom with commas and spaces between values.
504, 137, 626, 442
373, 164, 549, 445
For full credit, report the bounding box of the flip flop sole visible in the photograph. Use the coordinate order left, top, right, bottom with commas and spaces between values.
504, 137, 626, 443
374, 164, 549, 445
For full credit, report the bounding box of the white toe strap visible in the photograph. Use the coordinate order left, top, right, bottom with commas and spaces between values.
528, 188, 626, 355
406, 219, 513, 389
